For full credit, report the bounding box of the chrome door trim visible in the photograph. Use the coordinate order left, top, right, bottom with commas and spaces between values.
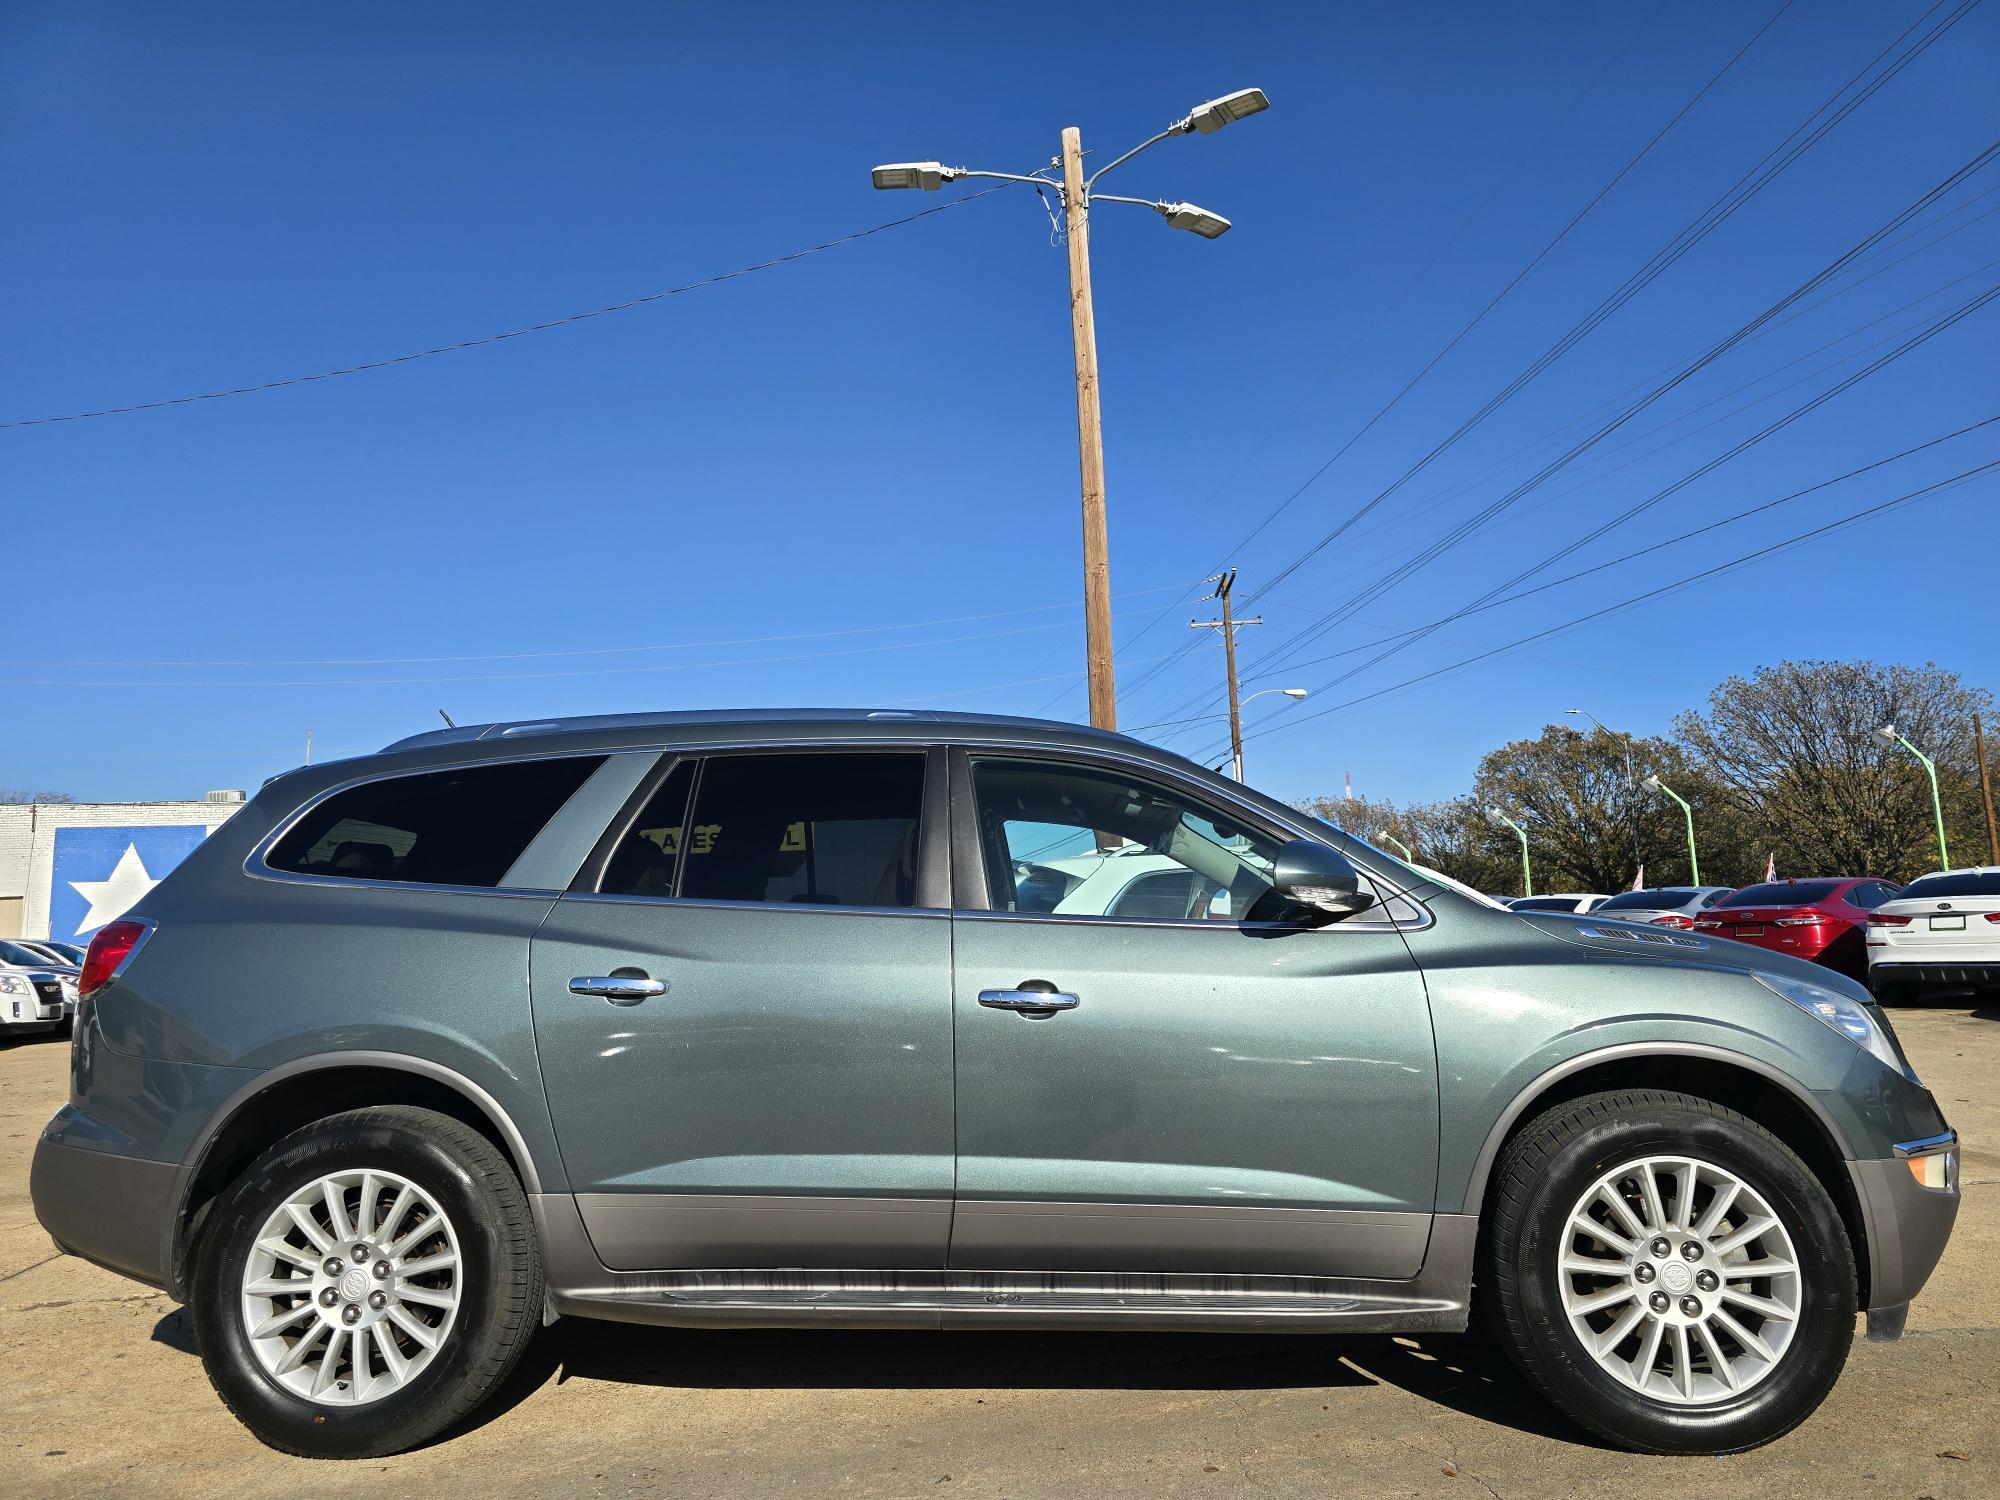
977, 987, 1081, 1012
558, 891, 950, 921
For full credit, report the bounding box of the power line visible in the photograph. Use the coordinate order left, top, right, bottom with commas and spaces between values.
0, 188, 1010, 431
1221, 138, 2000, 702
1215, 456, 2000, 753
1238, 0, 1978, 617
1117, 0, 1971, 722
1263, 275, 2000, 701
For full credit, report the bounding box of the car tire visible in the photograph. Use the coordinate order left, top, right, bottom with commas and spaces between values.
191, 1105, 542, 1458
1483, 1088, 1855, 1454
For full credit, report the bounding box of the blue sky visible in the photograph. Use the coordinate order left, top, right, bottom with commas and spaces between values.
5, 1, 1996, 808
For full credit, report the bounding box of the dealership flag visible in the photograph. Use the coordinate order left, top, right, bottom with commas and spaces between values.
1765, 852, 1777, 882
1630, 865, 1645, 891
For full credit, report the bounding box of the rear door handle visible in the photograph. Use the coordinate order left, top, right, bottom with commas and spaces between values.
570, 972, 668, 1005
978, 982, 1080, 1014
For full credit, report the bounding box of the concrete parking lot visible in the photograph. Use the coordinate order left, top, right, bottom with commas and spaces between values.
2, 1005, 1993, 1499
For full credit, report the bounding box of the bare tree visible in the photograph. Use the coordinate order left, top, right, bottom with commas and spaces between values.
0, 787, 74, 804
1674, 660, 1993, 880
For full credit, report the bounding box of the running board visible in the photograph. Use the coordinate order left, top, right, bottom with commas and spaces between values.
549, 1283, 1466, 1334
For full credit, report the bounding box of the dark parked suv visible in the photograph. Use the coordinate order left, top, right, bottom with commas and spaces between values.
32, 710, 1959, 1457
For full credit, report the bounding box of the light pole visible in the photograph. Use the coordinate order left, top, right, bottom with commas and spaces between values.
1377, 831, 1415, 863
1566, 708, 1642, 879
872, 87, 1270, 732
1875, 723, 1950, 871
1148, 687, 1305, 779
1644, 774, 1700, 886
1488, 807, 1532, 897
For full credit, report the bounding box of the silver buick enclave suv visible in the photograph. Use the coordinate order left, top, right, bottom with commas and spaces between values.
31, 710, 1959, 1458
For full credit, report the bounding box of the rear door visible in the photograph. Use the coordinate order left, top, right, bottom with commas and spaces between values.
945, 748, 1439, 1280
529, 745, 956, 1271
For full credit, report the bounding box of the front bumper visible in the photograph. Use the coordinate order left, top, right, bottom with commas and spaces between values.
1847, 1132, 1960, 1325
30, 1130, 176, 1290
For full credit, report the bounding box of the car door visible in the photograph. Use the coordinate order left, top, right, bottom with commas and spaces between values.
946, 747, 1439, 1280
529, 745, 956, 1271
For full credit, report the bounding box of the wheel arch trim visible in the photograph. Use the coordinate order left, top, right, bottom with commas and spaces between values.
166, 1049, 546, 1296
1455, 1041, 1856, 1218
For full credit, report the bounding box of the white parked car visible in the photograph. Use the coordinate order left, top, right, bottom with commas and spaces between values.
0, 938, 72, 1036
1506, 893, 1612, 914
1866, 866, 2000, 1001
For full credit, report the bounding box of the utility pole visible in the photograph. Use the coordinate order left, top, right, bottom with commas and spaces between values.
1190, 570, 1263, 780
1061, 126, 1117, 731
1976, 712, 1999, 865
869, 88, 1269, 732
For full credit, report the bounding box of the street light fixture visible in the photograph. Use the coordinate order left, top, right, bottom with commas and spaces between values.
1643, 773, 1700, 886
1488, 806, 1532, 898
1875, 723, 1950, 871
1566, 707, 1642, 880
1187, 88, 1271, 134
870, 87, 1270, 734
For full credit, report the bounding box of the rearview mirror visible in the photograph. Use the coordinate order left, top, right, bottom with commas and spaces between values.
1272, 838, 1375, 919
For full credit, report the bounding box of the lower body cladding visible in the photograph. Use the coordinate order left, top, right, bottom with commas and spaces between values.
1848, 1141, 1962, 1340
540, 1193, 1474, 1335
1869, 961, 2000, 994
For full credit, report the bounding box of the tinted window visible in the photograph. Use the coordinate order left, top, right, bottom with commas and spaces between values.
676, 753, 925, 908
971, 757, 1294, 923
1851, 881, 1901, 909
1897, 870, 2000, 900
1511, 896, 1582, 912
1720, 881, 1841, 907
1596, 888, 1700, 913
596, 760, 696, 898
267, 756, 603, 888
0, 939, 54, 968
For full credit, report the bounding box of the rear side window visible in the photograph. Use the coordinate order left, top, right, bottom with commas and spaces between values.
267, 756, 604, 888
676, 753, 925, 908
1720, 881, 1841, 907
1897, 870, 2000, 900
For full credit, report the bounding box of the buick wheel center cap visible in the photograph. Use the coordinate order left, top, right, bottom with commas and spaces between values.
339, 1268, 370, 1302
1661, 1261, 1694, 1294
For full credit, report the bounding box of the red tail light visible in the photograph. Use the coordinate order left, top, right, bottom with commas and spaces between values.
1867, 914, 1912, 927
1774, 913, 1827, 926
1650, 913, 1696, 929
1985, 913, 2000, 924
79, 920, 151, 997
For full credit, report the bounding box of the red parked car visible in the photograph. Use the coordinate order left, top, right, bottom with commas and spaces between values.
1692, 877, 1903, 979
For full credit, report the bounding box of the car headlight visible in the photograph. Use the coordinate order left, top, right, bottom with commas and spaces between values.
1754, 972, 1912, 1078
0, 974, 25, 995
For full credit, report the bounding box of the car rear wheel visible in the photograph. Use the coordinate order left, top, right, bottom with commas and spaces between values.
192, 1105, 542, 1457
1484, 1088, 1855, 1454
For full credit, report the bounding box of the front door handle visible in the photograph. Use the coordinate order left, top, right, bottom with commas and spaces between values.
978, 981, 1080, 1015
570, 971, 668, 1005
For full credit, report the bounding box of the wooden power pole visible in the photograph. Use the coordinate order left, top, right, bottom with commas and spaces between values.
1977, 711, 2000, 865
1191, 570, 1262, 780
1060, 126, 1117, 732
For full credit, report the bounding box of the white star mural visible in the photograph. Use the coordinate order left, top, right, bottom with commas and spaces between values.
68, 843, 160, 936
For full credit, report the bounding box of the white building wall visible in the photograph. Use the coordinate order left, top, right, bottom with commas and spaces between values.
21, 799, 245, 940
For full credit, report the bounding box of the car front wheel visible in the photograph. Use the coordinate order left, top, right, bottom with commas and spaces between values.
191, 1105, 542, 1457
1484, 1088, 1856, 1454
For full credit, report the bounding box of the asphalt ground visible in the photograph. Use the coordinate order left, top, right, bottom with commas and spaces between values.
3, 1002, 1994, 1498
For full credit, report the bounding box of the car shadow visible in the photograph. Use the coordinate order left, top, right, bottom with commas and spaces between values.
440, 1322, 1597, 1449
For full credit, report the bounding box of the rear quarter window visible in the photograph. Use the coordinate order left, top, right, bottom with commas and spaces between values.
266, 756, 605, 888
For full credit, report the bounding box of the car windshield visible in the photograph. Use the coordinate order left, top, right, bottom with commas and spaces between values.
0, 939, 54, 968
1595, 889, 1700, 912
1720, 881, 1842, 907
1896, 870, 2000, 900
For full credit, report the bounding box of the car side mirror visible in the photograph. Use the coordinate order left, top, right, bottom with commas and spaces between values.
1272, 838, 1375, 919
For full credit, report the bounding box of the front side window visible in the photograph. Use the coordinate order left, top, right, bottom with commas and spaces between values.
266, 756, 605, 888
969, 756, 1292, 923
670, 752, 926, 908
